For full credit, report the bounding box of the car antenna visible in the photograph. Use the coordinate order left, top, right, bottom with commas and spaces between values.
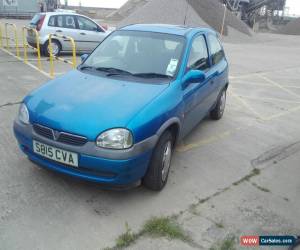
183, 1, 189, 26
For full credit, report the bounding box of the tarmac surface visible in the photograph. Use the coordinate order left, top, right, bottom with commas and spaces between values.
0, 28, 300, 249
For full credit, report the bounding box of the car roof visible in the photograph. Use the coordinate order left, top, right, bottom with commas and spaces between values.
120, 24, 214, 37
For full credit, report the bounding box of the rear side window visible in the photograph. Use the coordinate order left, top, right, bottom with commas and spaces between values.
64, 15, 76, 29
30, 14, 42, 25
187, 35, 210, 71
48, 16, 55, 27
77, 16, 99, 31
208, 34, 224, 66
57, 15, 63, 27
53, 15, 77, 29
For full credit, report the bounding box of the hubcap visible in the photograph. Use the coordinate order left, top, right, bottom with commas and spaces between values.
219, 91, 226, 114
48, 42, 59, 56
161, 141, 172, 182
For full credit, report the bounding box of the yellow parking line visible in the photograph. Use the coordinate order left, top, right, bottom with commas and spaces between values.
176, 104, 300, 153
258, 75, 300, 99
176, 130, 234, 152
0, 47, 51, 79
284, 85, 300, 89
231, 81, 273, 87
230, 91, 264, 120
262, 105, 300, 121
230, 65, 300, 79
232, 95, 300, 104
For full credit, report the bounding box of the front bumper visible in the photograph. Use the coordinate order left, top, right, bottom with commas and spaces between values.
13, 119, 156, 186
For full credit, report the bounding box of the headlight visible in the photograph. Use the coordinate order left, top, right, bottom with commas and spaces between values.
18, 103, 30, 124
96, 128, 133, 149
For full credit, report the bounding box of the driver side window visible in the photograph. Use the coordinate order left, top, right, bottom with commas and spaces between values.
187, 35, 210, 71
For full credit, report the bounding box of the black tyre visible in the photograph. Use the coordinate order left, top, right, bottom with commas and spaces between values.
210, 89, 227, 120
289, 237, 300, 250
43, 39, 61, 57
143, 131, 174, 191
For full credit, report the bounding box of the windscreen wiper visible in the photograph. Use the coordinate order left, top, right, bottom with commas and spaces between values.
78, 65, 95, 71
133, 73, 173, 79
96, 67, 133, 76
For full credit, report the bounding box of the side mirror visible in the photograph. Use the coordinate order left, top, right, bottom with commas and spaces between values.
182, 70, 206, 88
80, 54, 89, 63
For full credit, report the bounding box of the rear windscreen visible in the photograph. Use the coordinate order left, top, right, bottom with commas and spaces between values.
30, 14, 42, 25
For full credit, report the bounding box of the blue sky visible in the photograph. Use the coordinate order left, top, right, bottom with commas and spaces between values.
68, 0, 300, 16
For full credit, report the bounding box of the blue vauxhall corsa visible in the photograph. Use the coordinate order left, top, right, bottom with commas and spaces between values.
14, 24, 229, 191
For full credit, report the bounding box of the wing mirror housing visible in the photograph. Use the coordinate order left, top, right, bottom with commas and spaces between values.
182, 70, 206, 88
80, 54, 89, 63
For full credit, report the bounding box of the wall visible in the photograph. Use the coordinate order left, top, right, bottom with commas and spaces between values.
0, 0, 39, 16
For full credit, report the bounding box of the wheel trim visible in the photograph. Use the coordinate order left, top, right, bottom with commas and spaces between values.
219, 91, 226, 114
48, 42, 59, 55
161, 141, 172, 182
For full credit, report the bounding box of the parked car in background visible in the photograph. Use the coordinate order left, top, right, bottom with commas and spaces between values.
14, 24, 229, 191
27, 12, 110, 56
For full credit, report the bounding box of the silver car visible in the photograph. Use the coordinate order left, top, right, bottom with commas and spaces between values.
27, 12, 110, 56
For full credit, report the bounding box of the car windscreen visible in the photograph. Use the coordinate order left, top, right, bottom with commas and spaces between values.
30, 14, 43, 25
82, 30, 186, 79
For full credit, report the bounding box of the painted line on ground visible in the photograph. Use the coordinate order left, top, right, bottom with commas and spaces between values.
0, 47, 51, 79
258, 74, 300, 99
229, 95, 300, 104
229, 89, 264, 120
229, 65, 300, 80
176, 104, 300, 153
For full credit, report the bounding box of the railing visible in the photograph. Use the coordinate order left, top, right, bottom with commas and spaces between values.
5, 22, 20, 57
0, 22, 3, 48
48, 33, 77, 78
22, 26, 42, 70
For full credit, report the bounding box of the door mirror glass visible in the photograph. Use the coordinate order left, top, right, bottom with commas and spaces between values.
183, 70, 205, 87
80, 54, 89, 63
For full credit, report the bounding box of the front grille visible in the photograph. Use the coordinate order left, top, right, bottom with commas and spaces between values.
33, 124, 54, 140
57, 132, 88, 146
33, 124, 88, 146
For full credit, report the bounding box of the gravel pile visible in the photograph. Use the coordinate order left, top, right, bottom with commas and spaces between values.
280, 18, 300, 35
188, 0, 251, 36
117, 0, 252, 39
118, 0, 209, 28
107, 0, 149, 21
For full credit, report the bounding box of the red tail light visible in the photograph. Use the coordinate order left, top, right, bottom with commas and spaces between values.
37, 15, 46, 31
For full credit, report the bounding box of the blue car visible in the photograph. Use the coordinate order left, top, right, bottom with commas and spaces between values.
14, 24, 229, 191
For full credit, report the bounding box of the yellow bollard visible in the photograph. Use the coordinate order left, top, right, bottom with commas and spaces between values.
22, 27, 28, 63
0, 23, 2, 48
5, 23, 20, 57
48, 33, 77, 78
69, 37, 77, 69
220, 3, 227, 38
22, 26, 42, 70
49, 34, 54, 78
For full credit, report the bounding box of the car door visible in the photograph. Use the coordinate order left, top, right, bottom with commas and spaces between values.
206, 33, 228, 107
54, 15, 79, 51
75, 15, 106, 52
181, 34, 213, 136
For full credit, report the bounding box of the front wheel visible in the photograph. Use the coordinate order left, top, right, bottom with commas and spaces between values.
210, 89, 227, 120
143, 131, 174, 191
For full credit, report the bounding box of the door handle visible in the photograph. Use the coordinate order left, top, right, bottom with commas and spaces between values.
80, 32, 86, 35
56, 30, 62, 33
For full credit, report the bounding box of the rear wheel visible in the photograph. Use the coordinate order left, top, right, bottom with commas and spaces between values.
43, 40, 61, 57
210, 89, 226, 120
143, 131, 173, 191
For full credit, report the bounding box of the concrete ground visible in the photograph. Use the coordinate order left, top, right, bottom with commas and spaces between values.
0, 22, 300, 250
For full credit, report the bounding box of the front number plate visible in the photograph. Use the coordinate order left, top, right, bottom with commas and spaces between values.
33, 140, 78, 167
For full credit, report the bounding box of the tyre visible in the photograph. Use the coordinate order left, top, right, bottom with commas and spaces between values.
43, 40, 61, 57
210, 88, 227, 120
143, 131, 174, 191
